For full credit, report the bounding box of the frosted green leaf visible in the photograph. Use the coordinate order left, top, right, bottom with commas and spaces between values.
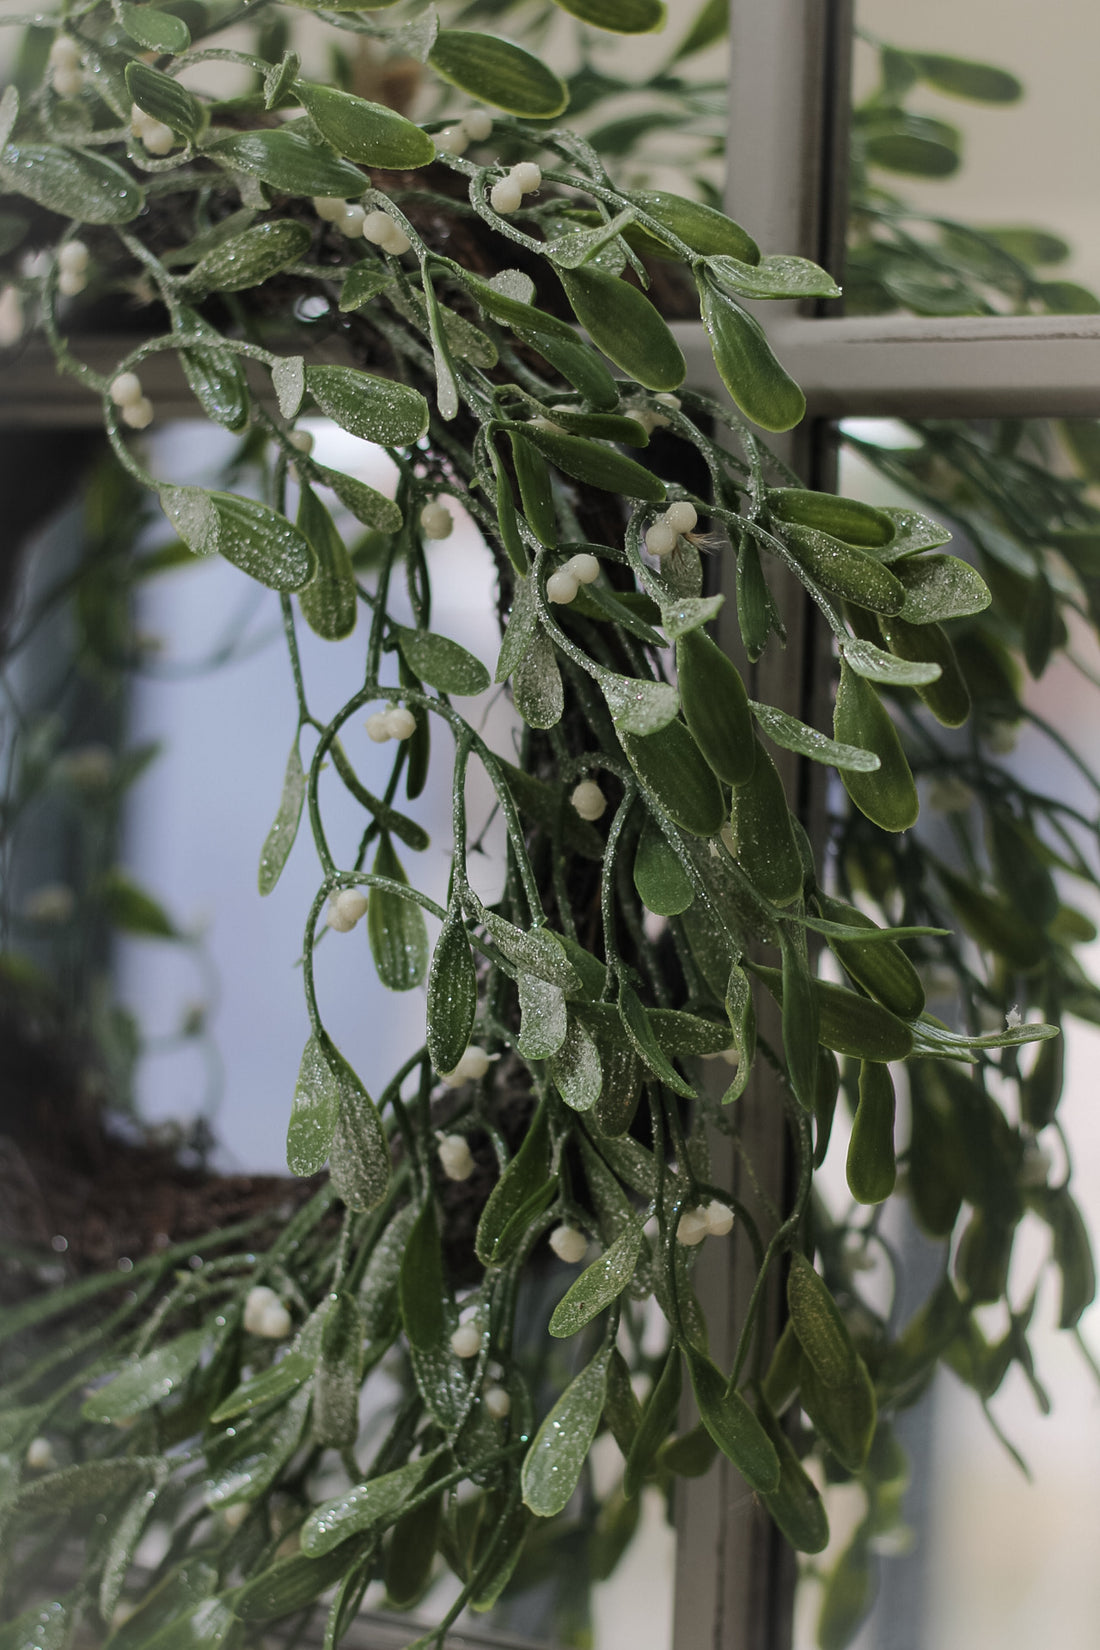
660, 594, 724, 641
787, 1252, 860, 1389
428, 30, 568, 117
514, 627, 564, 729
317, 465, 402, 533
705, 252, 841, 301
119, 3, 190, 52
550, 1013, 603, 1112
286, 1033, 339, 1175
597, 670, 679, 736
545, 206, 639, 270
896, 554, 991, 624
298, 485, 357, 641
159, 486, 313, 592
210, 1353, 314, 1424
272, 355, 305, 420
125, 62, 204, 140
0, 144, 144, 225
749, 700, 881, 771
186, 221, 310, 295
549, 1219, 644, 1337
204, 129, 366, 198
871, 507, 952, 562
840, 635, 942, 686
698, 278, 805, 432
648, 1007, 735, 1057
779, 524, 906, 614
394, 625, 490, 697
519, 422, 667, 501
367, 834, 429, 992
14, 1458, 153, 1515
496, 575, 539, 684
426, 909, 477, 1076
306, 364, 429, 447
301, 1450, 443, 1556
232, 1545, 358, 1624
522, 1344, 612, 1516
908, 1016, 1059, 1059
99, 1480, 160, 1622
204, 1381, 311, 1510
517, 974, 568, 1061
633, 815, 694, 915
475, 1104, 551, 1266
263, 49, 300, 110
482, 914, 581, 993
258, 739, 305, 896
339, 262, 393, 312
82, 1331, 206, 1422
326, 1046, 391, 1211
99, 869, 177, 938
314, 1292, 364, 1447
399, 1199, 446, 1351
296, 82, 435, 168
359, 1204, 416, 1341
552, 0, 665, 30
684, 1346, 780, 1492
177, 338, 249, 432
5, 1602, 68, 1650
0, 87, 17, 153
618, 981, 695, 1099
133, 1598, 238, 1649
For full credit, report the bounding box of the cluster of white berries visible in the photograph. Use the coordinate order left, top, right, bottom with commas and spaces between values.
327, 887, 369, 933
365, 704, 417, 743
48, 35, 84, 99
130, 103, 176, 157
570, 779, 607, 822
490, 161, 542, 216
645, 500, 699, 559
420, 500, 454, 540
440, 1044, 492, 1088
243, 1285, 292, 1339
546, 552, 601, 606
676, 1200, 734, 1246
313, 198, 412, 257
434, 107, 494, 156
437, 1133, 476, 1182
25, 1436, 57, 1471
57, 239, 90, 298
548, 1224, 589, 1265
110, 371, 155, 430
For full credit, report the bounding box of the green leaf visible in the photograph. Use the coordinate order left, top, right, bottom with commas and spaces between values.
676, 628, 755, 785
552, 0, 665, 31
840, 634, 942, 686
82, 1331, 206, 1422
394, 624, 489, 696
834, 662, 919, 832
787, 1252, 859, 1388
767, 487, 896, 549
359, 1203, 416, 1343
0, 143, 144, 225
633, 814, 693, 915
125, 62, 204, 140
550, 1012, 603, 1112
874, 507, 952, 560
287, 1032, 339, 1175
914, 52, 1022, 103
620, 720, 725, 839
779, 523, 906, 614
516, 424, 666, 503
895, 553, 991, 624
426, 909, 477, 1076
428, 31, 567, 118
847, 1061, 897, 1205
596, 669, 679, 736
301, 1451, 443, 1557
476, 1103, 550, 1266
325, 1043, 391, 1212
317, 465, 402, 533
497, 762, 605, 860
339, 262, 394, 313
177, 339, 250, 432
753, 964, 913, 1063
14, 1458, 153, 1517
482, 913, 582, 992
367, 834, 429, 990
549, 1218, 644, 1337
259, 739, 305, 896
522, 1344, 612, 1516
314, 1292, 365, 1446
558, 265, 686, 393
305, 364, 428, 447
98, 868, 177, 938
698, 278, 805, 432
624, 1348, 681, 1497
99, 1483, 160, 1623
749, 699, 880, 772
514, 626, 564, 730
209, 1353, 314, 1426
799, 1354, 876, 1474
159, 486, 314, 591
618, 980, 695, 1099
630, 189, 758, 263
271, 353, 305, 419
706, 253, 840, 301
204, 129, 366, 198
726, 739, 803, 905
461, 272, 618, 409
138, 1599, 240, 1650
780, 927, 819, 1112
296, 81, 434, 168
185, 220, 310, 295
684, 1347, 780, 1493
672, 0, 728, 60
119, 3, 190, 52
517, 973, 568, 1060
659, 593, 724, 641
757, 1396, 830, 1554
400, 1198, 446, 1351
232, 1543, 360, 1624
297, 485, 357, 641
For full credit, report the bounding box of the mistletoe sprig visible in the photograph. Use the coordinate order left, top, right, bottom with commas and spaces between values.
0, 5, 1094, 1650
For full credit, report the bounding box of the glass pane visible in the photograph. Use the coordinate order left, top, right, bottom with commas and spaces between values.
850, 0, 1100, 313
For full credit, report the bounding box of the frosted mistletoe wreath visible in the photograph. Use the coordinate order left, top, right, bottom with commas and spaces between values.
1, 3, 1094, 1649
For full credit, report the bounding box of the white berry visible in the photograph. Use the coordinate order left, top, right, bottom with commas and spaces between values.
110, 372, 144, 407
52, 66, 84, 98
243, 1286, 291, 1338
462, 109, 493, 142
313, 197, 348, 222
490, 179, 524, 216
49, 36, 80, 70
140, 121, 175, 156
366, 711, 392, 743
676, 1207, 708, 1247
510, 162, 542, 195
57, 269, 87, 297
0, 286, 23, 347
438, 1134, 475, 1182
484, 1385, 511, 1419
384, 707, 416, 741
288, 428, 314, 455
566, 553, 600, 585
121, 397, 154, 430
450, 1323, 482, 1359
440, 1045, 491, 1087
25, 1437, 56, 1471
570, 780, 607, 821
645, 522, 678, 558
655, 393, 682, 410
546, 568, 579, 605
664, 501, 698, 535
435, 126, 468, 157
549, 1225, 588, 1265
362, 210, 394, 246
703, 1199, 734, 1237
380, 221, 411, 256
331, 888, 369, 929
58, 240, 89, 276
338, 204, 366, 238
420, 501, 454, 540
